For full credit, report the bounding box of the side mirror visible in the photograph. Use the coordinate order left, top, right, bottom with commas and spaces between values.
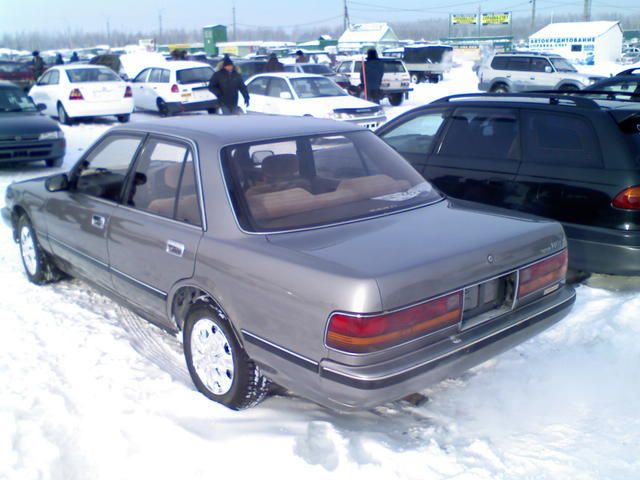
36, 103, 47, 111
545, 66, 553, 73
45, 173, 69, 192
279, 91, 293, 100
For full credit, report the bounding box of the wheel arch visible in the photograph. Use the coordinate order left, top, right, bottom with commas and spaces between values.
489, 78, 512, 90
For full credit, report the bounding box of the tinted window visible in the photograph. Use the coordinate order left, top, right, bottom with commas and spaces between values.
382, 61, 406, 73
381, 110, 447, 157
37, 71, 51, 85
161, 69, 170, 83
49, 70, 60, 85
290, 77, 346, 98
148, 69, 164, 83
177, 67, 213, 84
222, 131, 440, 232
507, 57, 531, 72
247, 77, 269, 95
266, 77, 291, 98
439, 108, 520, 160
75, 135, 142, 201
549, 57, 577, 73
66, 68, 120, 83
522, 111, 601, 168
530, 58, 551, 73
0, 87, 37, 113
491, 57, 509, 70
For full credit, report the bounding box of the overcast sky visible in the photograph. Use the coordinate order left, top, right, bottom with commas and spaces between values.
1, 0, 637, 34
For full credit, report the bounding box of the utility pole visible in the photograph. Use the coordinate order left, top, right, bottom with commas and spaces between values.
158, 10, 163, 43
343, 0, 350, 32
530, 0, 536, 32
232, 3, 237, 41
106, 18, 111, 46
583, 0, 592, 21
477, 3, 481, 38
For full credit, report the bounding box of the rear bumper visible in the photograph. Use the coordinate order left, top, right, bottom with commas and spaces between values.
316, 286, 575, 409
65, 99, 134, 118
381, 88, 413, 95
0, 138, 65, 163
564, 223, 640, 275
1, 206, 12, 229
166, 99, 218, 114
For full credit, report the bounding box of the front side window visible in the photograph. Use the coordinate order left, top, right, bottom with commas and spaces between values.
439, 108, 520, 160
74, 135, 143, 201
126, 139, 200, 225
549, 57, 577, 72
222, 131, 441, 232
506, 57, 531, 72
66, 68, 120, 83
337, 62, 351, 74
290, 77, 346, 98
134, 69, 150, 83
247, 77, 269, 95
522, 111, 601, 168
266, 78, 292, 98
530, 58, 552, 73
48, 70, 60, 85
381, 110, 447, 158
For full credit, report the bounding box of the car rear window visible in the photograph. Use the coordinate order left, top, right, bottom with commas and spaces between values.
383, 61, 406, 73
222, 131, 441, 232
66, 68, 121, 83
301, 64, 333, 75
177, 67, 213, 84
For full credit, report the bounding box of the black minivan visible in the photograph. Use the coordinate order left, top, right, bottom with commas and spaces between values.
377, 93, 640, 275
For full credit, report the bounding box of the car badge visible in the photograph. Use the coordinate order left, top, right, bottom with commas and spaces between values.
487, 254, 495, 264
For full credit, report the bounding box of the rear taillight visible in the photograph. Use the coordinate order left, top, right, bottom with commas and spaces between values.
69, 88, 83, 100
517, 250, 568, 299
171, 84, 179, 93
124, 86, 132, 98
613, 186, 640, 210
326, 291, 462, 354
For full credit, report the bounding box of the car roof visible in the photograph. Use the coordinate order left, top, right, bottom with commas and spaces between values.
50, 64, 114, 71
494, 51, 563, 58
251, 72, 326, 80
0, 80, 20, 88
164, 61, 214, 71
112, 115, 363, 146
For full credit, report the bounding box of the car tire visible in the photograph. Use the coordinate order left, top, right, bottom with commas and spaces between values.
490, 83, 509, 93
207, 108, 217, 114
566, 269, 591, 284
57, 103, 72, 125
117, 114, 130, 123
389, 93, 404, 106
183, 302, 270, 410
45, 157, 64, 168
560, 84, 579, 92
410, 73, 421, 84
157, 99, 170, 117
17, 215, 64, 285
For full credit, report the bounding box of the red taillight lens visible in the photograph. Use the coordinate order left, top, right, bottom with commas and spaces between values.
69, 88, 83, 100
613, 186, 640, 210
326, 291, 462, 354
171, 84, 179, 93
124, 86, 132, 98
518, 250, 568, 299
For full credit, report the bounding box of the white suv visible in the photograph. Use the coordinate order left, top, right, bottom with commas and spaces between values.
335, 58, 412, 106
478, 53, 605, 93
131, 61, 217, 116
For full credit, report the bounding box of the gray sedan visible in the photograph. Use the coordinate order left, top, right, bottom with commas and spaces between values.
2, 115, 575, 410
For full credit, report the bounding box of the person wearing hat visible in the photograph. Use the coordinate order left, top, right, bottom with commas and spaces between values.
360, 48, 384, 104
295, 50, 307, 63
208, 56, 250, 115
265, 53, 284, 72
32, 51, 45, 79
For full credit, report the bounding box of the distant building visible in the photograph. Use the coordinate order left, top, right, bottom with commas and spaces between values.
338, 23, 400, 53
529, 21, 623, 65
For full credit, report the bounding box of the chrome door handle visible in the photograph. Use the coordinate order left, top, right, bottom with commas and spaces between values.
166, 240, 185, 258
91, 214, 106, 229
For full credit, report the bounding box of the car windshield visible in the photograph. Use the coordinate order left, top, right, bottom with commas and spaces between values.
301, 64, 333, 75
290, 77, 346, 98
66, 68, 121, 83
0, 87, 37, 113
222, 131, 441, 232
383, 61, 406, 73
177, 67, 214, 84
549, 57, 577, 73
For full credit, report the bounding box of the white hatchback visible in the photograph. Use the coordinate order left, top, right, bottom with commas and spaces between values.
131, 61, 217, 116
29, 65, 134, 125
245, 73, 386, 129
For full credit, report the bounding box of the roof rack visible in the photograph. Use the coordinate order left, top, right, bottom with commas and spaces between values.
533, 89, 640, 101
495, 51, 559, 57
432, 92, 601, 109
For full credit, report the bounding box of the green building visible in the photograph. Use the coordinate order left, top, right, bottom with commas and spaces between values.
203, 25, 228, 56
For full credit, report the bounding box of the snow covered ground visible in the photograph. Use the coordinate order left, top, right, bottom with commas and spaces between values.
1, 60, 639, 480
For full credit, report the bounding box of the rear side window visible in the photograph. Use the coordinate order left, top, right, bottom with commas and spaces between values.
507, 57, 531, 72
381, 110, 447, 157
522, 111, 602, 168
177, 67, 213, 84
247, 77, 269, 95
439, 108, 520, 160
491, 57, 509, 70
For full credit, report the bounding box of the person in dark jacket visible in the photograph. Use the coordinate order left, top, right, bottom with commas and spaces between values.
359, 48, 384, 104
69, 51, 80, 63
208, 57, 249, 115
55, 53, 64, 65
264, 53, 284, 72
295, 50, 307, 63
32, 51, 45, 79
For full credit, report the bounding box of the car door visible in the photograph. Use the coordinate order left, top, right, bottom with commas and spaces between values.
44, 133, 145, 288
516, 109, 607, 225
132, 68, 151, 110
264, 77, 292, 114
377, 107, 449, 171
146, 68, 165, 110
30, 70, 59, 115
107, 136, 204, 325
426, 106, 523, 209
529, 57, 556, 90
505, 57, 532, 91
246, 76, 270, 113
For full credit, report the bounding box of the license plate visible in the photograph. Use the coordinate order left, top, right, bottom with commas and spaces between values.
193, 90, 211, 101
460, 273, 515, 330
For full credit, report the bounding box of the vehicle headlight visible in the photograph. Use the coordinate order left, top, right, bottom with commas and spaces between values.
330, 111, 347, 120
587, 77, 600, 85
39, 131, 64, 140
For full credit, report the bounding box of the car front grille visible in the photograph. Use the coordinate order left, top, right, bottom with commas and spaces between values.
0, 140, 54, 160
0, 134, 41, 142
334, 107, 381, 118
